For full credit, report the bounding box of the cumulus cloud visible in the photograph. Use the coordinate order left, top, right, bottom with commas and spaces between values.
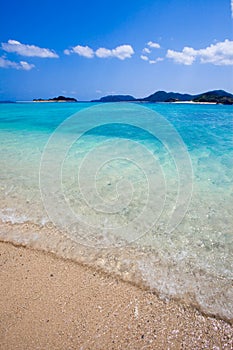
0, 56, 34, 70
198, 40, 233, 65
141, 41, 161, 63
95, 47, 112, 58
166, 39, 233, 66
66, 44, 134, 60
167, 47, 196, 65
147, 41, 160, 49
71, 45, 94, 58
140, 55, 149, 61
141, 52, 163, 64
149, 58, 164, 64
143, 47, 151, 54
63, 49, 70, 55
111, 45, 134, 60
18, 61, 35, 70
1, 40, 58, 58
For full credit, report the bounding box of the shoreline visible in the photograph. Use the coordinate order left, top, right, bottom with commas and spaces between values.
32, 100, 78, 103
1, 219, 232, 323
1, 240, 232, 349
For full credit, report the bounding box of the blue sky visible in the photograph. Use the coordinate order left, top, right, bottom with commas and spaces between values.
0, 0, 233, 101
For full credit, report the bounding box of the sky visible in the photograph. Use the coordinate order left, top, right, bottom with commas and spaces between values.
0, 0, 233, 101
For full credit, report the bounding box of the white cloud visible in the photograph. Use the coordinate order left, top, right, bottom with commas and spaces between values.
141, 42, 162, 64
149, 58, 164, 64
64, 49, 70, 55
0, 56, 34, 70
143, 47, 151, 54
198, 40, 233, 65
18, 61, 35, 70
141, 55, 163, 64
1, 40, 58, 58
95, 47, 112, 58
166, 39, 233, 66
140, 55, 149, 61
167, 47, 196, 65
111, 45, 134, 60
0, 57, 17, 69
64, 44, 134, 60
72, 45, 94, 58
147, 41, 160, 49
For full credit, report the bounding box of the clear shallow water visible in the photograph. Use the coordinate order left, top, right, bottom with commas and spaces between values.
0, 102, 232, 321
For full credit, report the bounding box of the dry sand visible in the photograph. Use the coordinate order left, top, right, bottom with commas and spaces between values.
0, 241, 232, 350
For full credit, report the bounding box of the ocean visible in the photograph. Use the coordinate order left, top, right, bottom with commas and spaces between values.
0, 101, 232, 321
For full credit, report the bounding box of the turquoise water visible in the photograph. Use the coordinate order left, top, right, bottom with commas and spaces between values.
0, 102, 232, 321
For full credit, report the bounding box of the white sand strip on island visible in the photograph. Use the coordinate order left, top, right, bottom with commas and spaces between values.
172, 101, 218, 104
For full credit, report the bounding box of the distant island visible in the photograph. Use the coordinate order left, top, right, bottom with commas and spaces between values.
92, 95, 136, 102
192, 91, 233, 105
33, 96, 77, 102
31, 90, 233, 105
92, 90, 233, 105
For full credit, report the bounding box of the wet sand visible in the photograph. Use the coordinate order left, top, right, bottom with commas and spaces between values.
0, 241, 232, 349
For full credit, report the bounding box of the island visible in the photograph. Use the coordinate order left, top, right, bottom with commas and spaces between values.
33, 95, 78, 102
192, 91, 233, 105
32, 90, 233, 105
91, 95, 136, 102
92, 90, 233, 105
141, 91, 193, 102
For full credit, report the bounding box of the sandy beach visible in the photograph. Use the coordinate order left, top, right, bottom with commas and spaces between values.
0, 241, 232, 350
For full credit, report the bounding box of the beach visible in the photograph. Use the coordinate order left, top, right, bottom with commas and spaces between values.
0, 240, 232, 350
1, 0, 233, 347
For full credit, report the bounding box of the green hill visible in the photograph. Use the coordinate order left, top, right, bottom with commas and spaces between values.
92, 95, 136, 102
193, 90, 233, 104
142, 91, 193, 102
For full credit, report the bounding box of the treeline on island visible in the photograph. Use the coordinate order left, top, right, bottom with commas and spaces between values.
33, 96, 77, 102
